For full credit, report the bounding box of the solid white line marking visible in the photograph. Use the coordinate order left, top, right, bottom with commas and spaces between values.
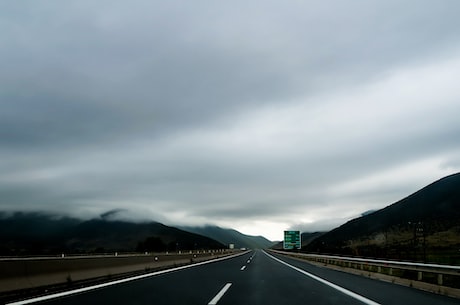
263, 251, 381, 305
208, 283, 232, 305
6, 252, 248, 305
240, 265, 246, 271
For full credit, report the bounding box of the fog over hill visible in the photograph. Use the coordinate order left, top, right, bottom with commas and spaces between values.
179, 225, 275, 249
0, 213, 225, 255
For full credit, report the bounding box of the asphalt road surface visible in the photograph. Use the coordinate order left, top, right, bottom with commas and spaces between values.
8, 250, 460, 305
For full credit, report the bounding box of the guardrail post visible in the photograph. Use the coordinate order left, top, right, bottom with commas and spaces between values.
437, 274, 443, 285
389, 268, 393, 276
417, 271, 423, 281
377, 266, 382, 273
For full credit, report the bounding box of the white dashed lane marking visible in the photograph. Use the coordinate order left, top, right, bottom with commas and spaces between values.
208, 283, 232, 305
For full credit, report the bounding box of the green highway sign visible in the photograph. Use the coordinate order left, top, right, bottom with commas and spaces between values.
283, 230, 301, 250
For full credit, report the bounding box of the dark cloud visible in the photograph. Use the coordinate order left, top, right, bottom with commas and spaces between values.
1, 0, 460, 240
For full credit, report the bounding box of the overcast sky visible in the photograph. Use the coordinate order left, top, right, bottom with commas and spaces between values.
1, 1, 460, 241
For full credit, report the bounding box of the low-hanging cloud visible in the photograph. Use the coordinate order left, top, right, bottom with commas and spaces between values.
1, 0, 460, 240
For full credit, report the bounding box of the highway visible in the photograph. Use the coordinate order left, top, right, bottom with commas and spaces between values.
8, 250, 460, 305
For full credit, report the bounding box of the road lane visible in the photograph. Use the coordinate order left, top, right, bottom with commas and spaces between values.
266, 251, 460, 305
263, 251, 380, 304
8, 251, 252, 305
221, 250, 373, 305
7, 249, 460, 305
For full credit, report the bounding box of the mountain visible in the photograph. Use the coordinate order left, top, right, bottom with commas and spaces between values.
179, 225, 274, 249
0, 212, 224, 255
271, 232, 325, 250
305, 173, 460, 264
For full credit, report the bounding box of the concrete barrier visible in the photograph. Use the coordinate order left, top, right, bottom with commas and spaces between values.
0, 250, 236, 294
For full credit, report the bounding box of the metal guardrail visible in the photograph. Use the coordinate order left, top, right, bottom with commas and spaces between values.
272, 251, 460, 289
0, 249, 233, 261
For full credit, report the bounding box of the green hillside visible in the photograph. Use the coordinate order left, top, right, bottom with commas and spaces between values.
0, 213, 224, 255
306, 173, 460, 264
